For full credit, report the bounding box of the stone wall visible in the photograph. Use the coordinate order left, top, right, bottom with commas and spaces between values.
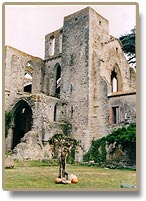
43, 57, 62, 96
5, 46, 44, 110
88, 7, 136, 143
108, 92, 136, 126
101, 39, 131, 92
61, 7, 90, 152
45, 28, 63, 58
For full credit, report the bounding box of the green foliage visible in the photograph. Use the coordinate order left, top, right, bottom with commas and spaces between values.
83, 124, 136, 163
83, 138, 107, 163
119, 27, 136, 67
5, 111, 13, 138
106, 124, 136, 152
49, 121, 79, 160
61, 121, 72, 136
119, 27, 135, 55
66, 146, 76, 164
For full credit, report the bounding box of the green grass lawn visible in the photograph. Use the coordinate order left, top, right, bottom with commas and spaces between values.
3, 161, 137, 191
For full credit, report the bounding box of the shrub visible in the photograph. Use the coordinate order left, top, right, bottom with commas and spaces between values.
83, 124, 136, 164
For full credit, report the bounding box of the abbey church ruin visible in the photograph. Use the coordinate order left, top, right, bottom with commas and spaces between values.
5, 7, 136, 162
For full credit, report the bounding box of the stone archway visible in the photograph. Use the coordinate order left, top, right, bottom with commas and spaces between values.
12, 100, 33, 149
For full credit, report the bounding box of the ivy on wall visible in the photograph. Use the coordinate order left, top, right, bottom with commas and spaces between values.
83, 124, 136, 163
5, 111, 13, 138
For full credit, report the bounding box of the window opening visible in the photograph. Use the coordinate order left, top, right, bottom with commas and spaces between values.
112, 106, 119, 124
24, 62, 33, 93
71, 106, 74, 118
49, 35, 55, 56
54, 104, 57, 121
111, 70, 118, 92
70, 84, 73, 94
55, 65, 61, 96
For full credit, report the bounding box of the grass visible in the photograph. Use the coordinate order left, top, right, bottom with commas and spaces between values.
3, 161, 137, 191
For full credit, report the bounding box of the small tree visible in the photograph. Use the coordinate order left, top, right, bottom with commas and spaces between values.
48, 120, 83, 180
49, 133, 78, 179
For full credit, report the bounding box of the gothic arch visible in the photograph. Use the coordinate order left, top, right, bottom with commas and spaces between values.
111, 64, 122, 92
24, 61, 33, 93
12, 100, 33, 149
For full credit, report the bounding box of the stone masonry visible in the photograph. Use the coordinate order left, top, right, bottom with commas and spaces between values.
5, 7, 136, 161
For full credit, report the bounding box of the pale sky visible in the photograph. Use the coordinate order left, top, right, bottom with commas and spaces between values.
5, 4, 136, 59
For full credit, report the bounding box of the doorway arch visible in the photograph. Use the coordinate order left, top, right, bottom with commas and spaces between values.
12, 100, 33, 149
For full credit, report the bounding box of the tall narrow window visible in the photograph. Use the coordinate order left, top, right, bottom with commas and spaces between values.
112, 106, 119, 124
54, 104, 57, 121
24, 61, 33, 93
71, 106, 74, 118
49, 35, 55, 56
112, 77, 118, 92
55, 64, 61, 96
70, 84, 73, 94
111, 70, 118, 92
111, 65, 122, 93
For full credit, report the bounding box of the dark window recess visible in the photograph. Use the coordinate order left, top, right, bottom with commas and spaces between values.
24, 84, 32, 93
54, 104, 57, 121
112, 107, 119, 124
70, 84, 73, 93
55, 65, 61, 96
71, 106, 74, 118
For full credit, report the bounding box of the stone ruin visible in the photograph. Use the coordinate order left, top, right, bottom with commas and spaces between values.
5, 7, 136, 162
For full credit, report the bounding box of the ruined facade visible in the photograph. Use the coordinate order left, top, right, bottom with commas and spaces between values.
5, 7, 136, 161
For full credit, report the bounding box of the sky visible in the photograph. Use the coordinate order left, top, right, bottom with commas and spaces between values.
5, 4, 136, 59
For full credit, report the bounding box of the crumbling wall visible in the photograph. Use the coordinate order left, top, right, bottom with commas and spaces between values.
5, 46, 44, 110
12, 131, 44, 160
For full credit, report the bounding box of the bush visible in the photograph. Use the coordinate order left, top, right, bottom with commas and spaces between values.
83, 124, 136, 164
83, 138, 107, 163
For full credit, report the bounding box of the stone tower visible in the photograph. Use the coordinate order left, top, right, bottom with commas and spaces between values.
44, 7, 136, 153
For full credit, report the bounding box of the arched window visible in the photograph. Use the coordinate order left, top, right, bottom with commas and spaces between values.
111, 65, 122, 92
111, 70, 118, 92
24, 61, 33, 93
49, 35, 55, 56
55, 64, 61, 96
